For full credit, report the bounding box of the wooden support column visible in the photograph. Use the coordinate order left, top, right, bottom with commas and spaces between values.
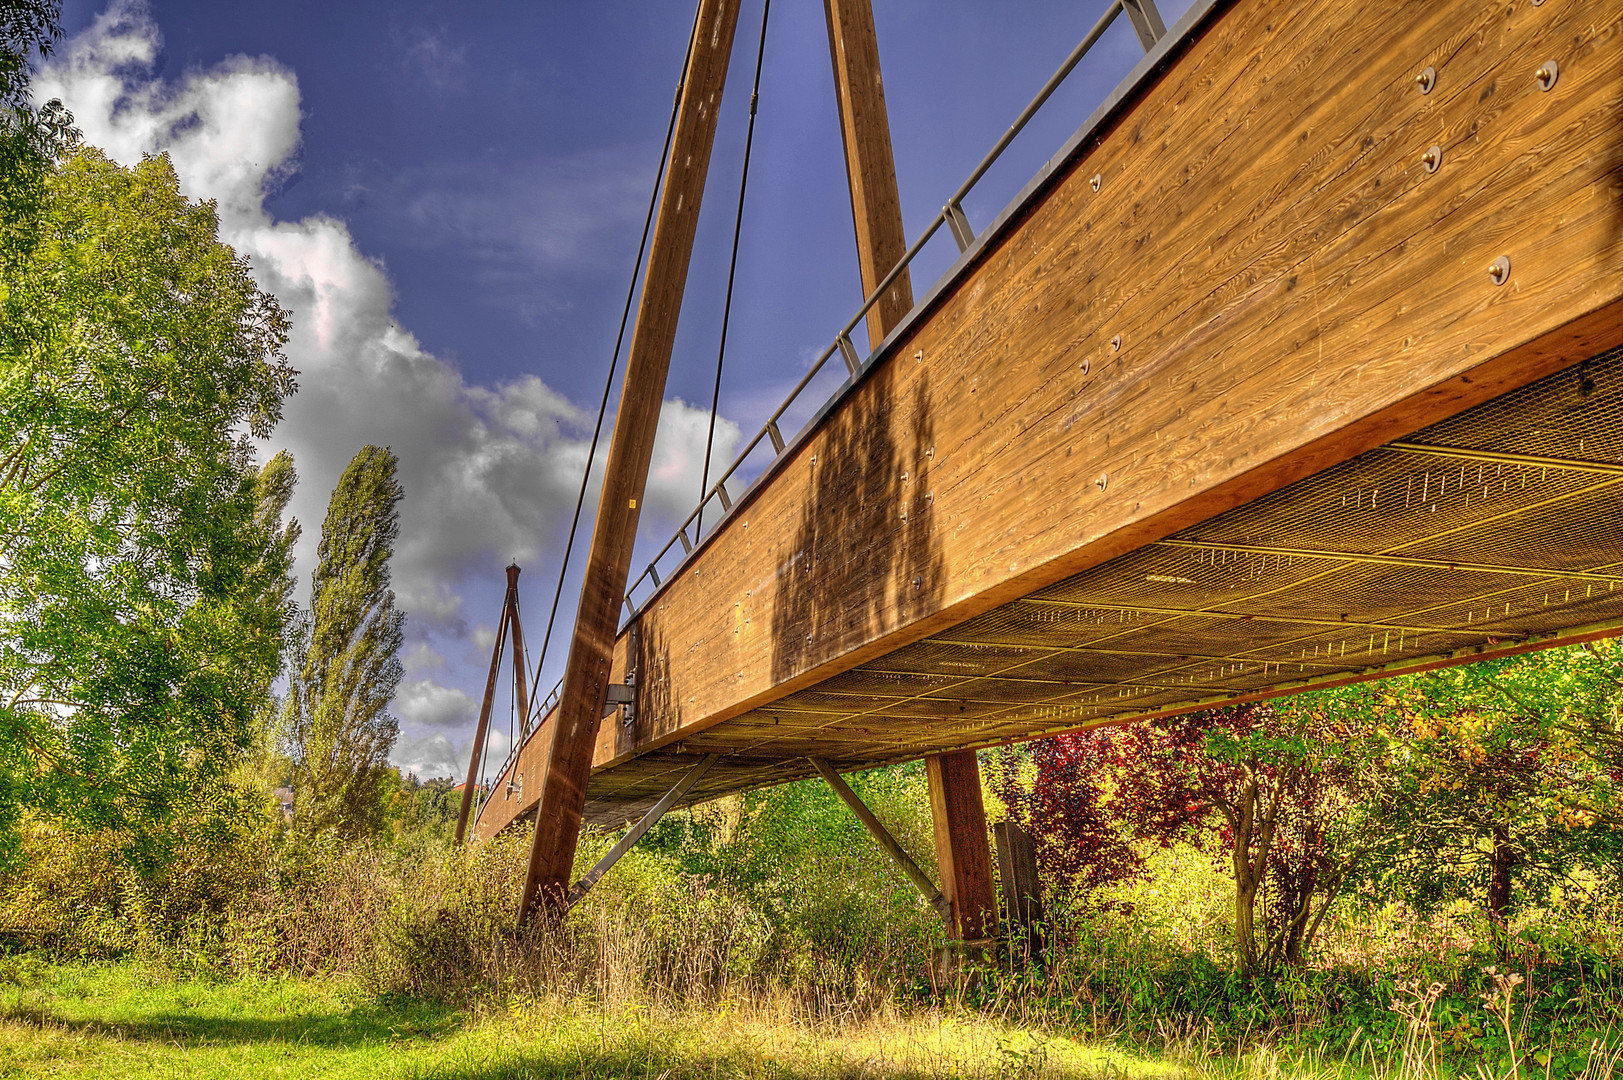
993, 821, 1045, 967
824, 0, 913, 345
825, 0, 997, 946
926, 751, 997, 943
518, 0, 744, 921
454, 565, 519, 845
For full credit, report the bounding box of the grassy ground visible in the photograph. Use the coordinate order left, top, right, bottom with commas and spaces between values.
0, 960, 1210, 1079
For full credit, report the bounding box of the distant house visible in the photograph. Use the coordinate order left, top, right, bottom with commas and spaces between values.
272, 786, 294, 821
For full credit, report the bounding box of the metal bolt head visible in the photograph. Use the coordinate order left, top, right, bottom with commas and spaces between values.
1537, 60, 1558, 91
1110, 334, 1122, 351
1488, 255, 1511, 285
1096, 473, 1109, 491
1422, 145, 1442, 173
1090, 173, 1102, 192
1416, 66, 1437, 94
1079, 357, 1090, 375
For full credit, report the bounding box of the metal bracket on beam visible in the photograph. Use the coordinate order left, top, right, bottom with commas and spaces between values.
1121, 0, 1166, 50
603, 679, 636, 723
623, 594, 637, 618
715, 483, 732, 511
945, 201, 975, 253
767, 419, 786, 454
808, 757, 951, 924
567, 754, 719, 907
837, 334, 861, 376
678, 528, 693, 555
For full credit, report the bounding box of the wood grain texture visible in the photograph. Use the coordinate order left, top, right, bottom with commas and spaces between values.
516, 0, 744, 915
824, 0, 914, 344
927, 751, 997, 942
473, 0, 1623, 840
826, 0, 994, 944
454, 570, 515, 844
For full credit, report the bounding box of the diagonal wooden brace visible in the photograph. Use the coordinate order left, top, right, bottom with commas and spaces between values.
566, 754, 719, 907
809, 757, 951, 924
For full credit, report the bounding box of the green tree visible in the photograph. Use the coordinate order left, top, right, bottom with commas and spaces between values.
1355, 653, 1622, 931
0, 0, 58, 111
285, 445, 405, 839
1, 0, 70, 262
0, 148, 296, 868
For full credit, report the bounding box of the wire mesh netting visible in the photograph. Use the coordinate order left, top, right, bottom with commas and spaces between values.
586, 346, 1623, 815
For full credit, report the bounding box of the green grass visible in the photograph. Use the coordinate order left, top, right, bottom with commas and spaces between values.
0, 961, 460, 1078
0, 960, 1230, 1079
19, 959, 1612, 1080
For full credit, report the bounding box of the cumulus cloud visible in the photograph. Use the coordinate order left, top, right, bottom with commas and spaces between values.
38, 1, 741, 770
392, 732, 461, 782
396, 678, 476, 730
395, 722, 517, 783
402, 642, 446, 674
469, 624, 498, 653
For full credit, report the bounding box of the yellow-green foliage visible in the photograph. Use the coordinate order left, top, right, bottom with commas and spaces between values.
0, 817, 132, 956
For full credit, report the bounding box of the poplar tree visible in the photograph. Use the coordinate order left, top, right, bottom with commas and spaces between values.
286, 445, 405, 838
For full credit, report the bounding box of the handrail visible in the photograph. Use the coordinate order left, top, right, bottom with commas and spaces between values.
473, 675, 563, 821
618, 0, 1165, 619
477, 0, 1185, 826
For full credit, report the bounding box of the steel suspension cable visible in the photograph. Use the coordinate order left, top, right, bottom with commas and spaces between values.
698, 0, 771, 537
526, 0, 706, 721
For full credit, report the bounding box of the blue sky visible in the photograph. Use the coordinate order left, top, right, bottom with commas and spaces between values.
45, 0, 1195, 779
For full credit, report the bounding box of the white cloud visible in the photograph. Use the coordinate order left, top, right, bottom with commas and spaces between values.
392, 732, 461, 782
396, 678, 475, 729
37, 2, 741, 632
38, 2, 743, 771
402, 642, 445, 674
647, 396, 743, 519
395, 724, 514, 784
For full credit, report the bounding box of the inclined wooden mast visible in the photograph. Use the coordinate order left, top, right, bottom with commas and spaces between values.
454, 563, 524, 845
518, 0, 745, 920
822, 0, 998, 946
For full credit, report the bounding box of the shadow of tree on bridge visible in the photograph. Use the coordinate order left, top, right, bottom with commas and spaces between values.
771, 366, 945, 687
629, 611, 678, 741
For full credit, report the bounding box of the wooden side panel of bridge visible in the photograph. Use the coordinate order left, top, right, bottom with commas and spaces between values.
477, 0, 1623, 839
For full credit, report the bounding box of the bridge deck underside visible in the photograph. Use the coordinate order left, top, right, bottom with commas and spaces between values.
469, 0, 1623, 838
581, 347, 1623, 825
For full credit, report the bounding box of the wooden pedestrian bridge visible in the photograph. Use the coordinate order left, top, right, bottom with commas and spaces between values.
461, 0, 1623, 937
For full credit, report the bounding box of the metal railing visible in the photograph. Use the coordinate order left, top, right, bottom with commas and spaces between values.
472, 676, 562, 819
475, 0, 1192, 825
618, 0, 1171, 621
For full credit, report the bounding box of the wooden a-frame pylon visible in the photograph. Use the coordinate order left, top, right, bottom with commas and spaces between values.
454, 563, 531, 845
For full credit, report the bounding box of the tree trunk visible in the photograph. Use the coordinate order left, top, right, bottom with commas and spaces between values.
1487, 823, 1514, 921
1487, 821, 1516, 958
1234, 873, 1260, 977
